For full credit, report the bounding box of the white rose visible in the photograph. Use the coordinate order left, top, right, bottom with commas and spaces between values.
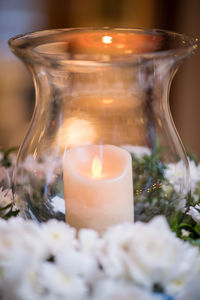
0, 218, 45, 300
165, 160, 189, 194
178, 271, 200, 300
100, 216, 199, 297
38, 262, 87, 300
41, 219, 77, 255
90, 278, 161, 300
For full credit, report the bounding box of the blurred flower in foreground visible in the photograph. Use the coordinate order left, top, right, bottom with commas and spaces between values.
100, 216, 199, 297
0, 215, 199, 299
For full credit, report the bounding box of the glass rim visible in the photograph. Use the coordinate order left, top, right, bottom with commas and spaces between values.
8, 27, 198, 68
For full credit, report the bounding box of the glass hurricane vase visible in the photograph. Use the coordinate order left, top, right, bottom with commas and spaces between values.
9, 28, 198, 231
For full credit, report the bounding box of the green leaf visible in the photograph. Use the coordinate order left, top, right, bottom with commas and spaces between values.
0, 203, 19, 220
3, 209, 20, 219
178, 223, 196, 232
188, 152, 198, 165
0, 203, 13, 211
194, 224, 200, 236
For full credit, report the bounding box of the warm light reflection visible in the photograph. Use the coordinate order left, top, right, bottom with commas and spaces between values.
91, 155, 102, 177
102, 36, 112, 44
124, 49, 133, 54
61, 118, 96, 148
102, 98, 114, 105
116, 44, 124, 49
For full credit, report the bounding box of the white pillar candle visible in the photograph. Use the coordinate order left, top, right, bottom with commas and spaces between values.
63, 144, 134, 232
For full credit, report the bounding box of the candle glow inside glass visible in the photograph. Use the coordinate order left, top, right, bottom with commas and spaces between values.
91, 155, 102, 178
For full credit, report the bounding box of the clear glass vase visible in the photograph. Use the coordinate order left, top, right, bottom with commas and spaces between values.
9, 28, 198, 231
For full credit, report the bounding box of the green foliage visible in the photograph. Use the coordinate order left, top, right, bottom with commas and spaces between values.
132, 144, 179, 225
0, 147, 19, 219
0, 203, 19, 220
1, 145, 200, 248
170, 196, 200, 245
0, 147, 18, 167
170, 155, 200, 245
131, 142, 200, 246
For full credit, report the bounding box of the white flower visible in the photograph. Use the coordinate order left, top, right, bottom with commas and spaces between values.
181, 229, 190, 238
165, 160, 189, 194
99, 222, 136, 278
121, 145, 151, 158
78, 229, 102, 281
178, 271, 200, 300
187, 204, 200, 224
165, 159, 200, 194
0, 218, 45, 300
78, 228, 100, 255
0, 217, 45, 263
41, 219, 77, 255
0, 252, 42, 300
0, 216, 199, 299
38, 262, 87, 300
57, 246, 99, 282
100, 216, 199, 296
90, 279, 161, 300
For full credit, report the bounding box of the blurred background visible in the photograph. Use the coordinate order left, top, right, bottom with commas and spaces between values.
0, 0, 199, 157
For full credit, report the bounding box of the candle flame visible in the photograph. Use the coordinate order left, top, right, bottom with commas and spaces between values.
91, 155, 102, 177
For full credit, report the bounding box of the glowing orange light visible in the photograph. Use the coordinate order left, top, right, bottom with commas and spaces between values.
91, 155, 102, 177
124, 49, 132, 54
61, 118, 96, 148
116, 44, 124, 49
102, 98, 114, 105
102, 36, 112, 44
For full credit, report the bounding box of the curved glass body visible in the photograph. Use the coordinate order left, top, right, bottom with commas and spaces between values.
9, 28, 198, 230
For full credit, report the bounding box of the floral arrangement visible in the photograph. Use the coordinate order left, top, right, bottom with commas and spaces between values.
0, 215, 199, 300
1, 148, 200, 299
